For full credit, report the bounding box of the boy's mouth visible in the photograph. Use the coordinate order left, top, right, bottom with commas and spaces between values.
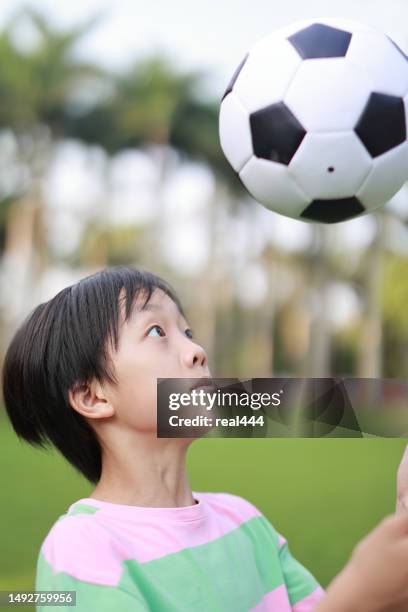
189, 377, 215, 393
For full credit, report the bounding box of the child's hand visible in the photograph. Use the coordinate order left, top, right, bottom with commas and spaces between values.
396, 444, 408, 514
314, 512, 408, 612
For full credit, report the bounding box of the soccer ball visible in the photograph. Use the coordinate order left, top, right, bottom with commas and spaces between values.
219, 18, 408, 223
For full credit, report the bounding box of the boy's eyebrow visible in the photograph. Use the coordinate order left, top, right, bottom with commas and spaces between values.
127, 302, 162, 317
140, 303, 162, 312
129, 301, 186, 322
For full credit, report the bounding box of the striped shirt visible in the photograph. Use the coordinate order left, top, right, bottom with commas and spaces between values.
35, 491, 325, 611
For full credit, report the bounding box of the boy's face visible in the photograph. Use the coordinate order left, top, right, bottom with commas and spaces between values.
99, 287, 211, 432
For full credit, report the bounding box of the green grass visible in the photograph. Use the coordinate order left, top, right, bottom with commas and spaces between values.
0, 408, 406, 610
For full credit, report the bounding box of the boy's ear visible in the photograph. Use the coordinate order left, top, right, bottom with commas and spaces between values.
68, 380, 115, 420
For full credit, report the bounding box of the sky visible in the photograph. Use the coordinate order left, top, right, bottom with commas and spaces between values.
0, 0, 407, 96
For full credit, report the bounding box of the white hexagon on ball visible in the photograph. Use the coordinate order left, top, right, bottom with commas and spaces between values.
219, 92, 252, 172
357, 141, 408, 209
284, 58, 371, 132
239, 157, 310, 219
289, 131, 372, 200
234, 36, 302, 114
346, 30, 408, 97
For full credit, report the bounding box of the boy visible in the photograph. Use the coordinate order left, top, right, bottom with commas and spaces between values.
3, 265, 408, 611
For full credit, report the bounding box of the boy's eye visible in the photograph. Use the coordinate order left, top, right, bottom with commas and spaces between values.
146, 325, 193, 339
147, 325, 165, 338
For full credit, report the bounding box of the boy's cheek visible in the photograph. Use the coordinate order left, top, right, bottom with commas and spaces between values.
114, 381, 158, 431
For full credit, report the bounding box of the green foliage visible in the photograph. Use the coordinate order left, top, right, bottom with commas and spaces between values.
76, 222, 145, 267
114, 56, 199, 145
0, 8, 104, 134
331, 325, 359, 375
382, 253, 408, 337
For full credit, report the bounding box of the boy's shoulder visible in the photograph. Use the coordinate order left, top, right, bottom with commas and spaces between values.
38, 501, 123, 586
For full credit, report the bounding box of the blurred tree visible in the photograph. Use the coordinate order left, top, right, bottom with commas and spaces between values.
0, 7, 104, 354
305, 225, 332, 377
356, 212, 385, 378
382, 252, 408, 377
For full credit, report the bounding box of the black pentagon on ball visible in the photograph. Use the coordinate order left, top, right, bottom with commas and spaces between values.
301, 197, 365, 223
355, 92, 406, 158
221, 53, 249, 102
288, 23, 352, 59
250, 102, 306, 165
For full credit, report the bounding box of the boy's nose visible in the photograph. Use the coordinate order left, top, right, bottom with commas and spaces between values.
182, 343, 208, 371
